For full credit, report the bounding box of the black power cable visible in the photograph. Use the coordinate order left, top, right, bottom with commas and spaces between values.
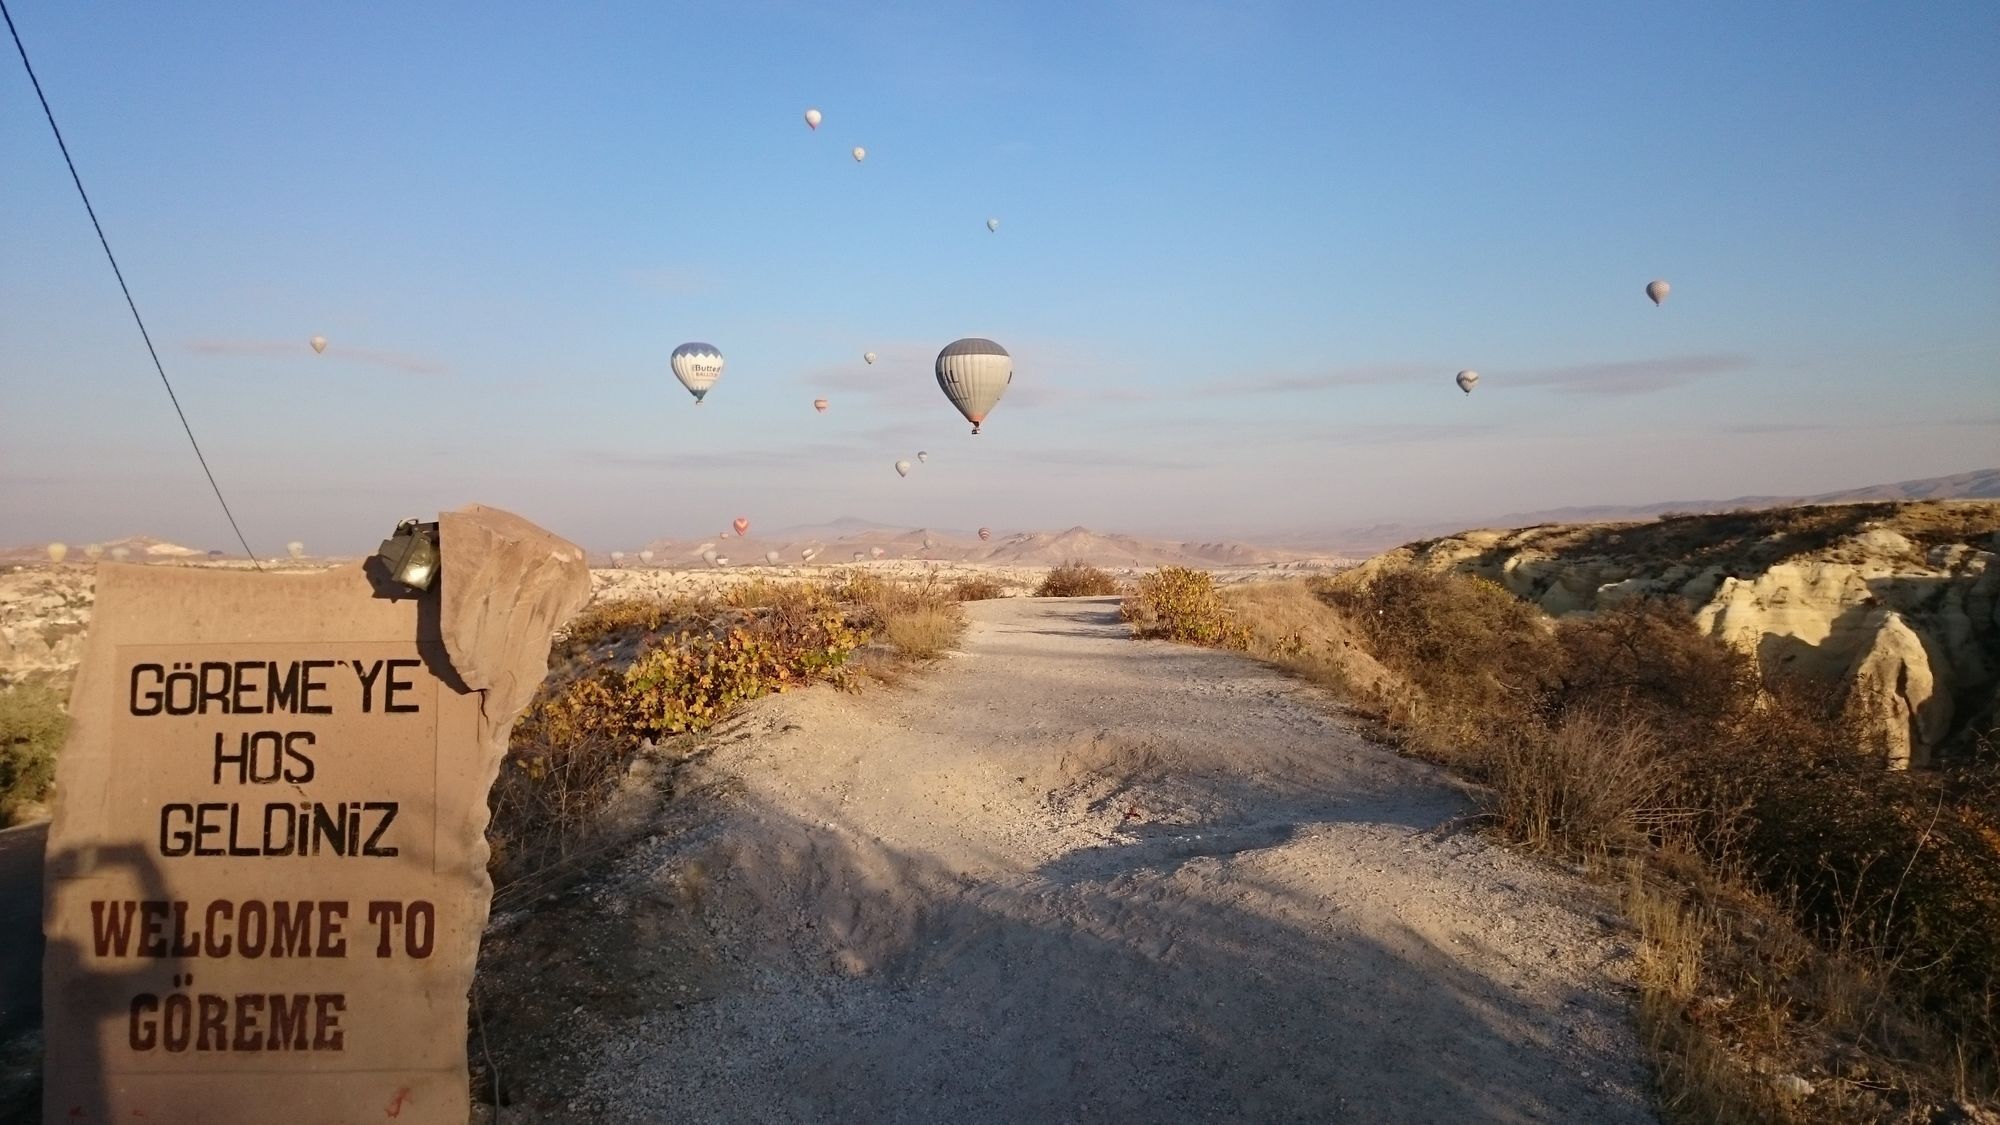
3, 0, 260, 565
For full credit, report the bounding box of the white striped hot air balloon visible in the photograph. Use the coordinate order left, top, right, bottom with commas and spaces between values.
935, 338, 1012, 434
978, 527, 991, 541
671, 342, 724, 404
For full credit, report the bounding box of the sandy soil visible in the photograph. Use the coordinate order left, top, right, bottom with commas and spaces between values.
492, 596, 1658, 1122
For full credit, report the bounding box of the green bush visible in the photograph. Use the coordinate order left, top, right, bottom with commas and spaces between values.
1121, 567, 1249, 648
0, 684, 66, 816
1036, 561, 1119, 597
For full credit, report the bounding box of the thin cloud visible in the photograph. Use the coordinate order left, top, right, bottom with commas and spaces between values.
1721, 422, 1842, 435
186, 339, 450, 376
991, 448, 1197, 470
1504, 354, 1749, 396
1198, 363, 1432, 396
594, 442, 870, 471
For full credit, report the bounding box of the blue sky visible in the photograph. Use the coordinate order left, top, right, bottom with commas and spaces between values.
4, 0, 1996, 552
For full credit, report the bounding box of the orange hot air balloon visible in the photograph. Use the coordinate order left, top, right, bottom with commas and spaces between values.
978, 527, 991, 541
733, 517, 750, 536
814, 399, 829, 413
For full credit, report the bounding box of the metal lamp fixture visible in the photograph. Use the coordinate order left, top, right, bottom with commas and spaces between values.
375, 518, 440, 592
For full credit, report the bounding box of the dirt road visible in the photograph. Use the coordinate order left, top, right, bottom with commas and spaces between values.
528, 596, 1655, 1123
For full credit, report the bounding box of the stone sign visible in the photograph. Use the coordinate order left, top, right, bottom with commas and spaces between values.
42, 506, 589, 1123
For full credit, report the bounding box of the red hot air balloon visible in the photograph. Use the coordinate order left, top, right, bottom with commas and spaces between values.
733, 517, 750, 536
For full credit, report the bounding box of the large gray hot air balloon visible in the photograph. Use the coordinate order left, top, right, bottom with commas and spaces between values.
1456, 370, 1479, 395
804, 107, 822, 130
46, 543, 67, 564
935, 338, 1013, 434
671, 342, 725, 404
1646, 279, 1670, 306
894, 459, 912, 477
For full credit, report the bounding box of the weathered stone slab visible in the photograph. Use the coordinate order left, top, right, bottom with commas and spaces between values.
42, 506, 588, 1123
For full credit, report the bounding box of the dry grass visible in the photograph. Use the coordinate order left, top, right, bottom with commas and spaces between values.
951, 576, 1007, 601
881, 606, 964, 659
1214, 567, 2000, 1121
1036, 560, 1120, 597
1121, 566, 1250, 647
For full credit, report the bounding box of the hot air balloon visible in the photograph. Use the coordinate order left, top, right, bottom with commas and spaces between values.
853, 551, 866, 561
670, 342, 725, 404
610, 551, 626, 565
916, 450, 929, 463
1646, 279, 1670, 306
804, 107, 822, 130
208, 550, 224, 560
935, 338, 1013, 434
733, 517, 749, 536
720, 531, 732, 539
870, 546, 886, 559
47, 542, 68, 563
639, 549, 655, 563
765, 550, 781, 564
310, 336, 327, 354
801, 547, 817, 561
814, 399, 829, 413
863, 351, 877, 365
922, 537, 934, 550
1456, 370, 1479, 395
895, 460, 912, 477
978, 527, 992, 541
110, 546, 131, 562
702, 548, 718, 565
286, 541, 305, 559
986, 218, 1000, 233
851, 146, 866, 162
713, 556, 729, 567
82, 543, 103, 560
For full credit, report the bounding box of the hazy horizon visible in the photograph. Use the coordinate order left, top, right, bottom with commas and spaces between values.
5, 2, 1996, 554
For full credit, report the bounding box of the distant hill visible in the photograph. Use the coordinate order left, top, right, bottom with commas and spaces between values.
1289, 469, 2000, 554
622, 523, 1351, 569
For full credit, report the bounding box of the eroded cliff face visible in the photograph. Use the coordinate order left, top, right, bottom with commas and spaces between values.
0, 566, 94, 692
1351, 502, 2000, 768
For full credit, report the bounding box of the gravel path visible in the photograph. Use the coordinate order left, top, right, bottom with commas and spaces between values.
549, 596, 1656, 1123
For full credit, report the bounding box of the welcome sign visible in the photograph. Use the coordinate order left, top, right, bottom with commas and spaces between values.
43, 506, 589, 1124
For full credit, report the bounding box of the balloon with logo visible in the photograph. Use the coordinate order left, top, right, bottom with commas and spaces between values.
671, 342, 725, 404
310, 336, 327, 354
935, 338, 1012, 434
1455, 370, 1479, 395
1646, 279, 1670, 306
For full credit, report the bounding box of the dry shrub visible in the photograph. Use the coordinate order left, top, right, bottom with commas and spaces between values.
951, 576, 1006, 601
0, 684, 65, 818
490, 588, 868, 890
1486, 712, 1677, 855
1222, 580, 1399, 702
1036, 561, 1119, 597
881, 606, 963, 659
1122, 566, 1250, 648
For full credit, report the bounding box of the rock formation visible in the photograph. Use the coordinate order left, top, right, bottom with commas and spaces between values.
1351, 501, 2000, 768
